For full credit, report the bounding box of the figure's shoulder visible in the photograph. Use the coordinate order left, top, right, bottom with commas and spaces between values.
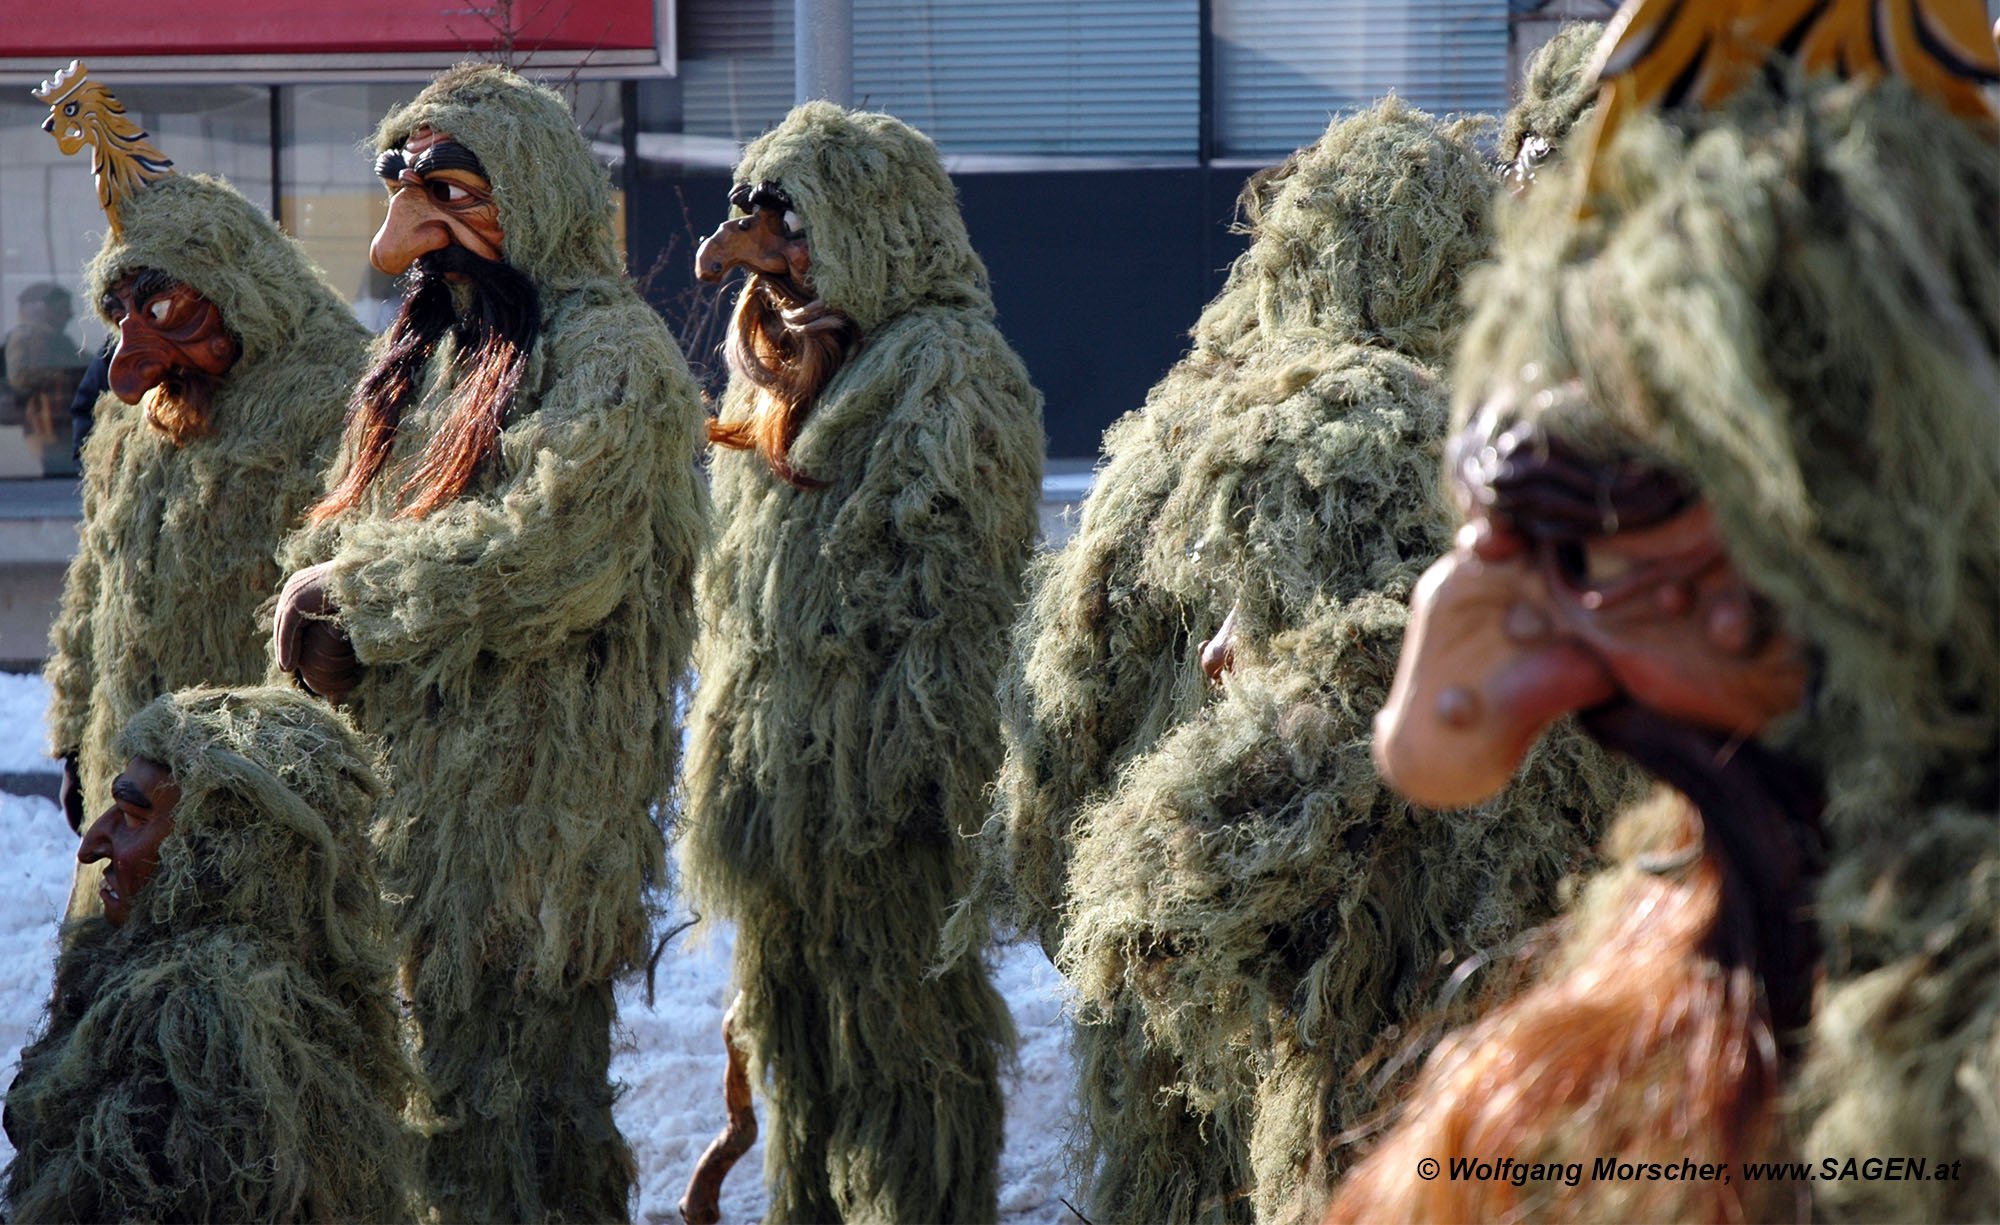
531, 284, 705, 423
860, 305, 1023, 370
540, 282, 688, 368
845, 306, 1041, 435
1230, 336, 1448, 445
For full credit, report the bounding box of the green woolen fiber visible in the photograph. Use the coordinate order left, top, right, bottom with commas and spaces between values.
678, 101, 1044, 1222
4, 686, 419, 1223
282, 64, 711, 1222
1452, 76, 2000, 1221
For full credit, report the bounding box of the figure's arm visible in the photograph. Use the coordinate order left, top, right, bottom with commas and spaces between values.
819, 322, 1043, 841
318, 332, 699, 669
45, 443, 108, 758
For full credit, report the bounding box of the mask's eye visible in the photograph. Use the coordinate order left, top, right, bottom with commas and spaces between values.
1579, 539, 1635, 586
781, 210, 804, 237
147, 297, 172, 323
429, 180, 474, 205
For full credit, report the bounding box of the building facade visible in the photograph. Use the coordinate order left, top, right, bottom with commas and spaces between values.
0, 0, 1612, 659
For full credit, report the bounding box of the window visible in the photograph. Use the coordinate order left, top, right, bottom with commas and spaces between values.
1213, 0, 1510, 158
0, 85, 270, 478
672, 0, 1198, 161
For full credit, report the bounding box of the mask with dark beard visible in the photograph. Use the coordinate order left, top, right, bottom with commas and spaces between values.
311, 245, 541, 522
709, 270, 857, 489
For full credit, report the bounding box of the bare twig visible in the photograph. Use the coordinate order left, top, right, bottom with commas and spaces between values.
643, 914, 698, 1009
637, 185, 734, 399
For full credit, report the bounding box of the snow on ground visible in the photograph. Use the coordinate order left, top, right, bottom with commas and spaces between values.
0, 670, 60, 773
0, 674, 1080, 1222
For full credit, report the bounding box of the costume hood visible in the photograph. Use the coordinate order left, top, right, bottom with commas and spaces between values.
730, 100, 992, 333
84, 173, 360, 366
1243, 99, 1493, 366
1499, 23, 1604, 162
374, 63, 624, 293
115, 686, 388, 960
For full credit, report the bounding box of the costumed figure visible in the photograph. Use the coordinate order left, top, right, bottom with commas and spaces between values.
3, 686, 417, 1222
1496, 23, 1606, 190
965, 93, 1638, 1224
1332, 2, 1998, 1219
271, 65, 708, 1221
36, 61, 368, 912
678, 102, 1043, 1222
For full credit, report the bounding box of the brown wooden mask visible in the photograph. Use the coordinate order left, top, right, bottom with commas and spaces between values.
1374, 394, 1808, 809
102, 272, 240, 407
370, 126, 504, 276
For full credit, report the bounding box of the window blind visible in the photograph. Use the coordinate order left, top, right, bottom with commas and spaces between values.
854, 0, 1197, 157
1213, 0, 1509, 158
677, 0, 1198, 158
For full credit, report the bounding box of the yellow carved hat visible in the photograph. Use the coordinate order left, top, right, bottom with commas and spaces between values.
32, 60, 175, 239
1574, 0, 1998, 204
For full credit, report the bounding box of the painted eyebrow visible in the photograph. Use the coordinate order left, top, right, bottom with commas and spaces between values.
111, 776, 153, 808
127, 268, 177, 302
410, 140, 487, 179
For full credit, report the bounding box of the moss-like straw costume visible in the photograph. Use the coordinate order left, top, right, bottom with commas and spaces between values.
279, 65, 708, 1222
1425, 76, 1999, 1221
45, 174, 367, 916
965, 99, 1638, 1223
4, 686, 416, 1222
679, 102, 1043, 1222
1499, 23, 1604, 163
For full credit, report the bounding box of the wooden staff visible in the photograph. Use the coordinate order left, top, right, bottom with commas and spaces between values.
679, 993, 758, 1225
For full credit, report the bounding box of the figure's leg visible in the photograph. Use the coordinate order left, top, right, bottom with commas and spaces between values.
1079, 996, 1254, 1224
735, 902, 843, 1224
417, 976, 636, 1223
821, 954, 1010, 1223
1248, 1034, 1333, 1225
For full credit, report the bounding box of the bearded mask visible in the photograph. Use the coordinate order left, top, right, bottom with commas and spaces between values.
101, 269, 240, 446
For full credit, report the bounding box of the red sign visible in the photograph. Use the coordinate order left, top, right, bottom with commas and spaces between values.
1, 0, 670, 80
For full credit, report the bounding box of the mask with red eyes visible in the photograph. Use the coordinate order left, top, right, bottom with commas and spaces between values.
1374, 388, 1810, 811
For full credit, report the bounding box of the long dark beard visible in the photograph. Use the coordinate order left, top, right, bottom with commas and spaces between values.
141, 369, 221, 447
708, 271, 857, 489
310, 246, 541, 524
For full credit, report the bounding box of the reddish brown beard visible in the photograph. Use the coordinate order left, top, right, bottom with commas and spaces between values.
141, 373, 219, 447
1325, 709, 1822, 1223
310, 246, 540, 525
707, 271, 858, 489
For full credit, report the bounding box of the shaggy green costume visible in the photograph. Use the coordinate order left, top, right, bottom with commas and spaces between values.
279, 66, 708, 1222
1499, 23, 1604, 166
1453, 76, 1998, 1221
972, 100, 1637, 1224
4, 687, 416, 1223
679, 102, 1043, 1223
44, 174, 366, 911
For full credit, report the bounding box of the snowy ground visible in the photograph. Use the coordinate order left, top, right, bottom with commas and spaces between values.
0, 673, 1081, 1223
